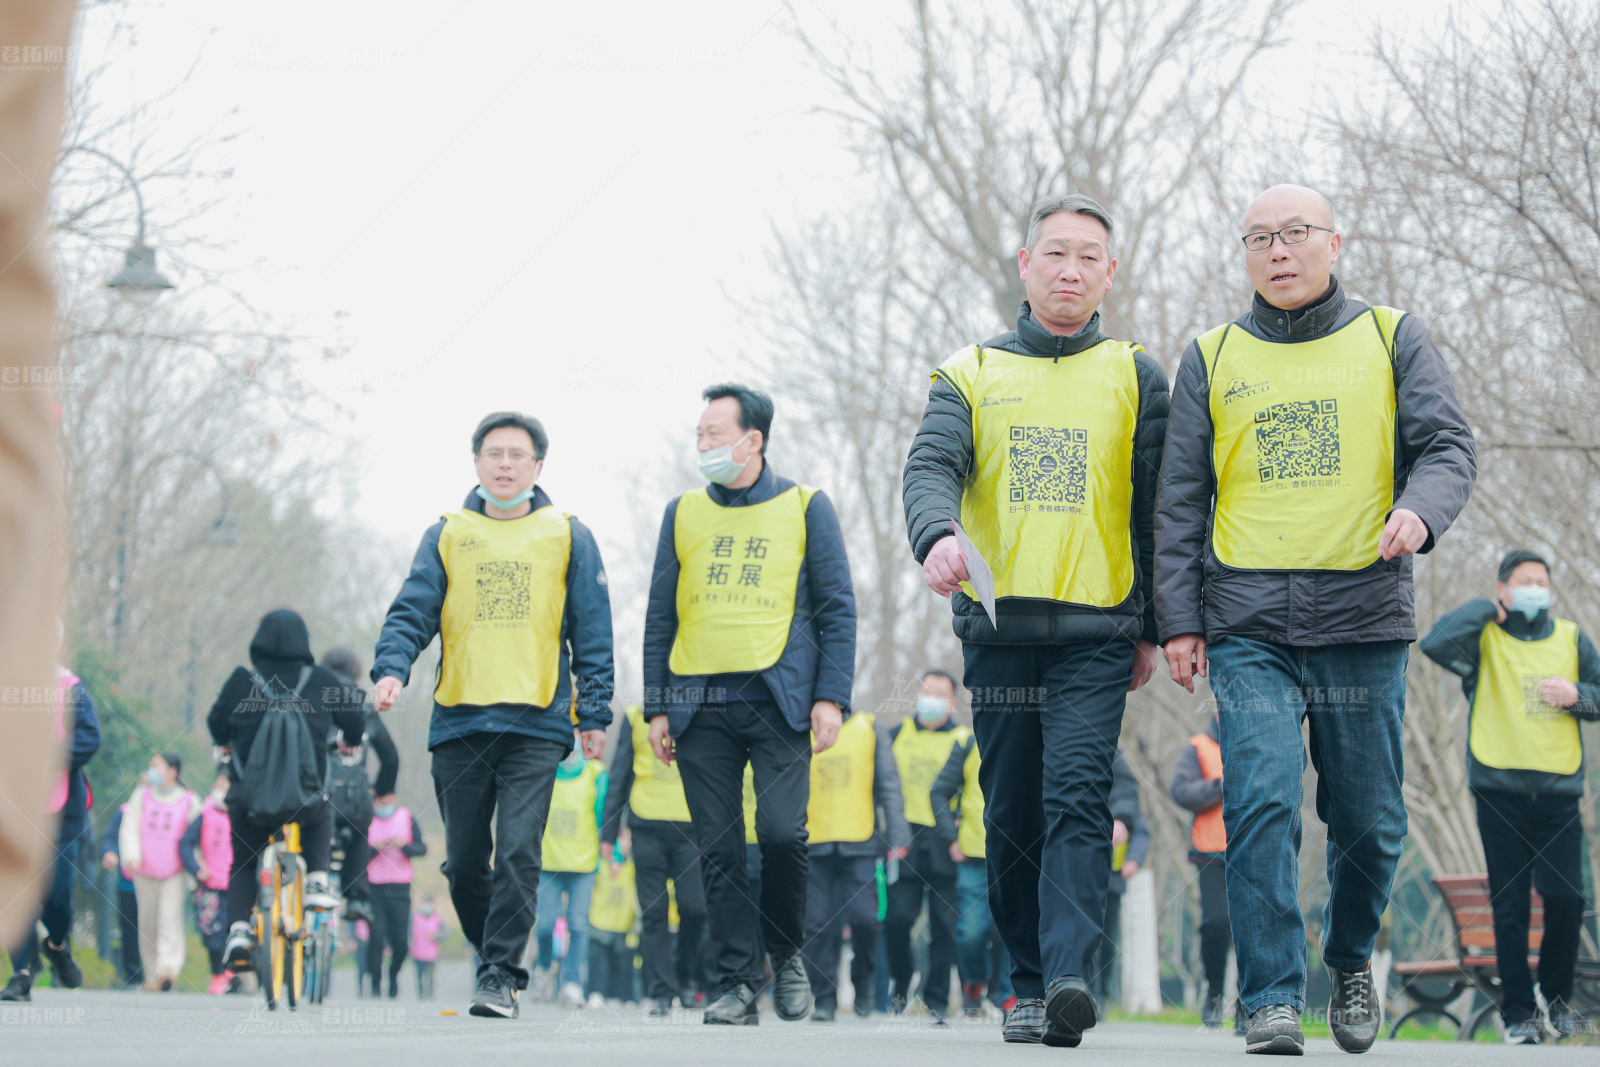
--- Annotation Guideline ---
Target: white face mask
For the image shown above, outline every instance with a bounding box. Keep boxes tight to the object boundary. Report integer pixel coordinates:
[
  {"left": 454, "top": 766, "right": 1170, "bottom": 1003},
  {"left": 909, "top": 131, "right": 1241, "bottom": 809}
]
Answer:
[{"left": 697, "top": 432, "right": 753, "bottom": 486}]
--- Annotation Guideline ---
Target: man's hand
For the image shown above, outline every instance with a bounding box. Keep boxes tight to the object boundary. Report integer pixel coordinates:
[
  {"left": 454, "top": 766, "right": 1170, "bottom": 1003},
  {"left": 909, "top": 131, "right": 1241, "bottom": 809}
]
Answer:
[
  {"left": 101, "top": 851, "right": 118, "bottom": 871},
  {"left": 648, "top": 714, "right": 674, "bottom": 766},
  {"left": 811, "top": 700, "right": 843, "bottom": 753},
  {"left": 1165, "top": 634, "right": 1208, "bottom": 693},
  {"left": 1129, "top": 639, "right": 1158, "bottom": 692},
  {"left": 1379, "top": 507, "right": 1428, "bottom": 560},
  {"left": 921, "top": 534, "right": 970, "bottom": 597},
  {"left": 1494, "top": 597, "right": 1508, "bottom": 624},
  {"left": 580, "top": 728, "right": 606, "bottom": 760},
  {"left": 1121, "top": 860, "right": 1140, "bottom": 881},
  {"left": 1540, "top": 677, "right": 1579, "bottom": 708},
  {"left": 372, "top": 676, "right": 403, "bottom": 712},
  {"left": 949, "top": 841, "right": 966, "bottom": 864},
  {"left": 619, "top": 826, "right": 632, "bottom": 858},
  {"left": 196, "top": 863, "right": 209, "bottom": 884},
  {"left": 1112, "top": 819, "right": 1129, "bottom": 847}
]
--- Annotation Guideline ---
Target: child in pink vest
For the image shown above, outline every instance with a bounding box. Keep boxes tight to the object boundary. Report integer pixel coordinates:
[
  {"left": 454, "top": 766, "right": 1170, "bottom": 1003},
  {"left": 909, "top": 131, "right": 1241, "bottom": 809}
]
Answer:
[
  {"left": 118, "top": 752, "right": 201, "bottom": 990},
  {"left": 411, "top": 898, "right": 445, "bottom": 1000},
  {"left": 181, "top": 772, "right": 235, "bottom": 994},
  {"left": 366, "top": 799, "right": 426, "bottom": 998}
]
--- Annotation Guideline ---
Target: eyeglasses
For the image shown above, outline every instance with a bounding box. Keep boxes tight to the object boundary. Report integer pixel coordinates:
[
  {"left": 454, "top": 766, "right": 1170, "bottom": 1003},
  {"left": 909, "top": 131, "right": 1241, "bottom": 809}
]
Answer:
[
  {"left": 1241, "top": 224, "right": 1333, "bottom": 252},
  {"left": 478, "top": 448, "right": 536, "bottom": 464}
]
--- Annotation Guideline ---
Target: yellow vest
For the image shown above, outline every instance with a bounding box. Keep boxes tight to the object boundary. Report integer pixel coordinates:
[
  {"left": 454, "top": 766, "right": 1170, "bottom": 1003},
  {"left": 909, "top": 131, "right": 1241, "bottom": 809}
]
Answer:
[
  {"left": 1471, "top": 618, "right": 1583, "bottom": 776},
  {"left": 541, "top": 760, "right": 603, "bottom": 873},
  {"left": 807, "top": 713, "right": 877, "bottom": 844},
  {"left": 893, "top": 720, "right": 970, "bottom": 827},
  {"left": 625, "top": 705, "right": 691, "bottom": 822},
  {"left": 934, "top": 340, "right": 1140, "bottom": 608},
  {"left": 1204, "top": 308, "right": 1399, "bottom": 570},
  {"left": 589, "top": 856, "right": 636, "bottom": 934},
  {"left": 435, "top": 506, "right": 572, "bottom": 708},
  {"left": 742, "top": 762, "right": 758, "bottom": 844},
  {"left": 957, "top": 740, "right": 985, "bottom": 860},
  {"left": 669, "top": 485, "right": 815, "bottom": 675}
]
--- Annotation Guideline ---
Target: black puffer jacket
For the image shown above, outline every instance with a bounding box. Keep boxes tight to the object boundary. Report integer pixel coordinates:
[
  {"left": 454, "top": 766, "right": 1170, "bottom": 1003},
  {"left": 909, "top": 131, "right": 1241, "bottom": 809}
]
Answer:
[
  {"left": 903, "top": 303, "right": 1170, "bottom": 646},
  {"left": 1153, "top": 279, "right": 1476, "bottom": 646}
]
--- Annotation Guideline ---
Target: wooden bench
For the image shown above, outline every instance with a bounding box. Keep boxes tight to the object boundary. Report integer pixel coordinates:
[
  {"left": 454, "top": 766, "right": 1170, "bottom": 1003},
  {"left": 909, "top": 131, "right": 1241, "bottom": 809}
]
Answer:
[{"left": 1388, "top": 873, "right": 1600, "bottom": 1040}]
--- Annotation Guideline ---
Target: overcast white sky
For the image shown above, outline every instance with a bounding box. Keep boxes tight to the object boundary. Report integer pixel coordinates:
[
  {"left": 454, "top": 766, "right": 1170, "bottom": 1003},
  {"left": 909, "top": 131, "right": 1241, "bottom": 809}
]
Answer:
[{"left": 77, "top": 0, "right": 1447, "bottom": 580}]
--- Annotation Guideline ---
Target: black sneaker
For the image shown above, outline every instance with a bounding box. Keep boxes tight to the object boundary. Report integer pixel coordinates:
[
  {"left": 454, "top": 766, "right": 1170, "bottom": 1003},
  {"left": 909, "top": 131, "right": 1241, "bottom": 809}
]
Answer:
[
  {"left": 41, "top": 938, "right": 82, "bottom": 989},
  {"left": 0, "top": 970, "right": 32, "bottom": 1002},
  {"left": 703, "top": 982, "right": 759, "bottom": 1025},
  {"left": 647, "top": 996, "right": 672, "bottom": 1017},
  {"left": 1327, "top": 964, "right": 1379, "bottom": 1052},
  {"left": 223, "top": 921, "right": 256, "bottom": 972},
  {"left": 1246, "top": 1004, "right": 1304, "bottom": 1055},
  {"left": 469, "top": 968, "right": 519, "bottom": 1018},
  {"left": 769, "top": 952, "right": 812, "bottom": 1021},
  {"left": 1202, "top": 987, "right": 1224, "bottom": 1029},
  {"left": 812, "top": 1002, "right": 836, "bottom": 1023},
  {"left": 852, "top": 996, "right": 872, "bottom": 1018},
  {"left": 1003, "top": 997, "right": 1045, "bottom": 1043},
  {"left": 1505, "top": 1017, "right": 1543, "bottom": 1044},
  {"left": 1042, "top": 975, "right": 1096, "bottom": 1047},
  {"left": 1546, "top": 998, "right": 1581, "bottom": 1038}
]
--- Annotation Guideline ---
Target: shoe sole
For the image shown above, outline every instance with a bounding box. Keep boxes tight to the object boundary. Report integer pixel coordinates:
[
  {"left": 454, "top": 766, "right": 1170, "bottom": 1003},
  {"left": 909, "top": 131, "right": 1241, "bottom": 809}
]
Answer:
[
  {"left": 469, "top": 1002, "right": 518, "bottom": 1018},
  {"left": 1245, "top": 1034, "right": 1304, "bottom": 1055},
  {"left": 1003, "top": 1028, "right": 1044, "bottom": 1044},
  {"left": 1329, "top": 1025, "right": 1377, "bottom": 1053},
  {"left": 702, "top": 1014, "right": 760, "bottom": 1025},
  {"left": 1043, "top": 984, "right": 1095, "bottom": 1047}
]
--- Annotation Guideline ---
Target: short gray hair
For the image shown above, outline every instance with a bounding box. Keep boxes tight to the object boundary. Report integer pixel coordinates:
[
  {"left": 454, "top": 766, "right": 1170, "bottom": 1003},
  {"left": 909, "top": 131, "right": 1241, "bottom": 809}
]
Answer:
[{"left": 1025, "top": 193, "right": 1114, "bottom": 253}]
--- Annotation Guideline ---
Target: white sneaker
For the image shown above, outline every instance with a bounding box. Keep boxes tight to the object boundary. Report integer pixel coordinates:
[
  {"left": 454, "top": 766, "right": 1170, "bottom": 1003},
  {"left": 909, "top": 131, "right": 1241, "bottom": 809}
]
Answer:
[
  {"left": 558, "top": 981, "right": 584, "bottom": 1008},
  {"left": 585, "top": 991, "right": 606, "bottom": 1010},
  {"left": 303, "top": 872, "right": 339, "bottom": 911}
]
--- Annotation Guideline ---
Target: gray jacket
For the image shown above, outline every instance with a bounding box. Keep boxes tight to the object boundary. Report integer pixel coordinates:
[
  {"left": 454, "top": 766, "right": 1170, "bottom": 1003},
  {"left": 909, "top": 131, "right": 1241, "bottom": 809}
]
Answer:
[
  {"left": 1419, "top": 598, "right": 1600, "bottom": 795},
  {"left": 1154, "top": 279, "right": 1476, "bottom": 646},
  {"left": 903, "top": 303, "right": 1170, "bottom": 645}
]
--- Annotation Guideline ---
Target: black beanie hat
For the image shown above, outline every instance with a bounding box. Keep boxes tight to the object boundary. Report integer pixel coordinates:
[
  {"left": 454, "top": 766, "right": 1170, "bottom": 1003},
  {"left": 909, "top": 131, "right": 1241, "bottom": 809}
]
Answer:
[{"left": 1497, "top": 549, "right": 1549, "bottom": 583}]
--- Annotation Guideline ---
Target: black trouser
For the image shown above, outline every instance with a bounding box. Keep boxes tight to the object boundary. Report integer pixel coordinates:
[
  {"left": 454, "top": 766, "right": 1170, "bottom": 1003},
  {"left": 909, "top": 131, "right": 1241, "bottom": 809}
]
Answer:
[
  {"left": 333, "top": 815, "right": 372, "bottom": 909},
  {"left": 884, "top": 831, "right": 959, "bottom": 1012},
  {"left": 675, "top": 700, "right": 811, "bottom": 991},
  {"left": 1196, "top": 861, "right": 1232, "bottom": 994},
  {"left": 431, "top": 730, "right": 565, "bottom": 989},
  {"left": 631, "top": 816, "right": 707, "bottom": 1000},
  {"left": 116, "top": 885, "right": 142, "bottom": 983},
  {"left": 366, "top": 881, "right": 412, "bottom": 994},
  {"left": 1093, "top": 889, "right": 1122, "bottom": 1003},
  {"left": 10, "top": 837, "right": 77, "bottom": 976},
  {"left": 226, "top": 798, "right": 334, "bottom": 929},
  {"left": 1473, "top": 788, "right": 1586, "bottom": 1023},
  {"left": 963, "top": 638, "right": 1134, "bottom": 1000},
  {"left": 588, "top": 930, "right": 636, "bottom": 1001},
  {"left": 802, "top": 851, "right": 880, "bottom": 1008}
]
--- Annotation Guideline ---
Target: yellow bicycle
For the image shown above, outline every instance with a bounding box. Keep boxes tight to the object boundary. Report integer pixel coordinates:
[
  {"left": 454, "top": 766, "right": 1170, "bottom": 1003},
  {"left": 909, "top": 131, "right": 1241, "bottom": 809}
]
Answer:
[{"left": 252, "top": 821, "right": 306, "bottom": 1011}]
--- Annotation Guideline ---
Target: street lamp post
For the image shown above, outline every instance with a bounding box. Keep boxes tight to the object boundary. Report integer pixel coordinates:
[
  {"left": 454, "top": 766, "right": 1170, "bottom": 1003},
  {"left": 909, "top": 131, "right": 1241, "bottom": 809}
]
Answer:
[{"left": 66, "top": 144, "right": 176, "bottom": 303}]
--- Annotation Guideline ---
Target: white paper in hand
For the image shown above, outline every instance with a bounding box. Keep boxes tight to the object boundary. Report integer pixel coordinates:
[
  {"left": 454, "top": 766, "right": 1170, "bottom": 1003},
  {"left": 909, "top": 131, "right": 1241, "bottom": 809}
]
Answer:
[{"left": 951, "top": 521, "right": 998, "bottom": 629}]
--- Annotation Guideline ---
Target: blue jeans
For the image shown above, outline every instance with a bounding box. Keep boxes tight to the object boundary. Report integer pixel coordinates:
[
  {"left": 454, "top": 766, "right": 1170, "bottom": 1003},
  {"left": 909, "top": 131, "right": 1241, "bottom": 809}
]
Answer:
[
  {"left": 955, "top": 858, "right": 1013, "bottom": 1003},
  {"left": 535, "top": 869, "right": 595, "bottom": 989},
  {"left": 1207, "top": 636, "right": 1408, "bottom": 1014}
]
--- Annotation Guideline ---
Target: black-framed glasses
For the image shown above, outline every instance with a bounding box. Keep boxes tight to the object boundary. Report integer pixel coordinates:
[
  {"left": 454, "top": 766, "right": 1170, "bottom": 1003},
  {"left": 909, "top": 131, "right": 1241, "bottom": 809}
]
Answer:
[{"left": 1241, "top": 224, "right": 1333, "bottom": 252}]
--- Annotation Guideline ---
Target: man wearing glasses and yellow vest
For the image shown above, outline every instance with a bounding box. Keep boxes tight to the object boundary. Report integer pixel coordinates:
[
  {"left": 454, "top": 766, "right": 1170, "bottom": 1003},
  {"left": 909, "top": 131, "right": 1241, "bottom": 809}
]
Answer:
[
  {"left": 1421, "top": 550, "right": 1598, "bottom": 1044},
  {"left": 372, "top": 412, "right": 615, "bottom": 1020},
  {"left": 1155, "top": 185, "right": 1476, "bottom": 1055},
  {"left": 643, "top": 383, "right": 857, "bottom": 1026},
  {"left": 904, "top": 194, "right": 1170, "bottom": 1047},
  {"left": 600, "top": 704, "right": 706, "bottom": 1016}
]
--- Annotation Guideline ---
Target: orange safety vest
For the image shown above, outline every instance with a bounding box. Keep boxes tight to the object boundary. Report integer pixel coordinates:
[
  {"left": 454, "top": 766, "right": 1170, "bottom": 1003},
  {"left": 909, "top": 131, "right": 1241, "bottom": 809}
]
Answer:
[{"left": 1190, "top": 733, "right": 1226, "bottom": 854}]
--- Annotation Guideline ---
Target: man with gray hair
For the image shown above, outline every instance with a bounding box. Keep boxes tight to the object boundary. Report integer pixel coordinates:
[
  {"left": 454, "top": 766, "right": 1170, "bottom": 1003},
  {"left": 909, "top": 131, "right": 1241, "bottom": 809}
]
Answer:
[
  {"left": 904, "top": 193, "right": 1169, "bottom": 1046},
  {"left": 1156, "top": 184, "right": 1475, "bottom": 1055}
]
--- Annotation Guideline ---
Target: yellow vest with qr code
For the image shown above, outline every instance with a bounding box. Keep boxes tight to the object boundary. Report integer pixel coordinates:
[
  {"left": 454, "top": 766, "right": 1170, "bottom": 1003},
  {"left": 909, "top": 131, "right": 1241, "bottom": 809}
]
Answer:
[
  {"left": 435, "top": 506, "right": 572, "bottom": 708},
  {"left": 541, "top": 760, "right": 603, "bottom": 873},
  {"left": 670, "top": 485, "right": 815, "bottom": 676},
  {"left": 957, "top": 740, "right": 986, "bottom": 860},
  {"left": 1470, "top": 618, "right": 1583, "bottom": 776},
  {"left": 589, "top": 856, "right": 637, "bottom": 934},
  {"left": 934, "top": 340, "right": 1140, "bottom": 608},
  {"left": 893, "top": 720, "right": 970, "bottom": 827},
  {"left": 1203, "top": 308, "right": 1400, "bottom": 571},
  {"left": 625, "top": 705, "right": 691, "bottom": 822},
  {"left": 806, "top": 712, "right": 878, "bottom": 844}
]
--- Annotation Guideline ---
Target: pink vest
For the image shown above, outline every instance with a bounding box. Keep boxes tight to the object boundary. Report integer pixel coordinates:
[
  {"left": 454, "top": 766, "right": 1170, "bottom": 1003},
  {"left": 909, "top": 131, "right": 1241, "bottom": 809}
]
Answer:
[
  {"left": 138, "top": 789, "right": 191, "bottom": 880},
  {"left": 411, "top": 911, "right": 443, "bottom": 961},
  {"left": 46, "top": 672, "right": 80, "bottom": 814},
  {"left": 198, "top": 803, "right": 232, "bottom": 890},
  {"left": 367, "top": 806, "right": 414, "bottom": 885}
]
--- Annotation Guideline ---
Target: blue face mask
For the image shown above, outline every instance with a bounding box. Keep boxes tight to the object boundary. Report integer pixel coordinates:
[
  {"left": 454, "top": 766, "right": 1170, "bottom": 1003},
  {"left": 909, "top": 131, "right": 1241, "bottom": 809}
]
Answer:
[
  {"left": 146, "top": 768, "right": 164, "bottom": 788},
  {"left": 476, "top": 484, "right": 537, "bottom": 510},
  {"left": 697, "top": 432, "right": 752, "bottom": 486},
  {"left": 1510, "top": 584, "right": 1551, "bottom": 621},
  {"left": 915, "top": 695, "right": 949, "bottom": 726},
  {"left": 374, "top": 804, "right": 398, "bottom": 819}
]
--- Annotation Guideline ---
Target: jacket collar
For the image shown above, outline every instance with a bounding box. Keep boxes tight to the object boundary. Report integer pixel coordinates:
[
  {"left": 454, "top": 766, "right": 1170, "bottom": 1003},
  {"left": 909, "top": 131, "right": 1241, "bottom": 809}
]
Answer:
[
  {"left": 1012, "top": 302, "right": 1106, "bottom": 358},
  {"left": 461, "top": 484, "right": 554, "bottom": 516},
  {"left": 708, "top": 460, "right": 780, "bottom": 507},
  {"left": 1499, "top": 607, "right": 1555, "bottom": 641},
  {"left": 1250, "top": 276, "right": 1346, "bottom": 342}
]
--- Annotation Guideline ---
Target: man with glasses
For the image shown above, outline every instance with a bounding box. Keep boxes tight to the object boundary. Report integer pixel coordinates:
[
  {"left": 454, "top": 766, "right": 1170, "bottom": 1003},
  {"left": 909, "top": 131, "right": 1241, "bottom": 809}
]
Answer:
[
  {"left": 371, "top": 412, "right": 614, "bottom": 1020},
  {"left": 1155, "top": 185, "right": 1476, "bottom": 1055}
]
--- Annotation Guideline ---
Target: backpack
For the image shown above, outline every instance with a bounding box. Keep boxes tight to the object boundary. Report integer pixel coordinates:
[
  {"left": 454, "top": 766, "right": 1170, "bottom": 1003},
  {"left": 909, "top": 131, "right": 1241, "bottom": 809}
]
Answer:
[
  {"left": 326, "top": 724, "right": 374, "bottom": 829},
  {"left": 237, "top": 666, "right": 322, "bottom": 826}
]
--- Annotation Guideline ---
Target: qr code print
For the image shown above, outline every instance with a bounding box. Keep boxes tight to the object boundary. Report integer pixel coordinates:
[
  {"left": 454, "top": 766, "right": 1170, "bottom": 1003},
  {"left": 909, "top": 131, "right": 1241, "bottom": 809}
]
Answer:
[
  {"left": 1008, "top": 426, "right": 1088, "bottom": 504},
  {"left": 475, "top": 560, "right": 531, "bottom": 621},
  {"left": 548, "top": 808, "right": 578, "bottom": 838},
  {"left": 1254, "top": 399, "right": 1340, "bottom": 482}
]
